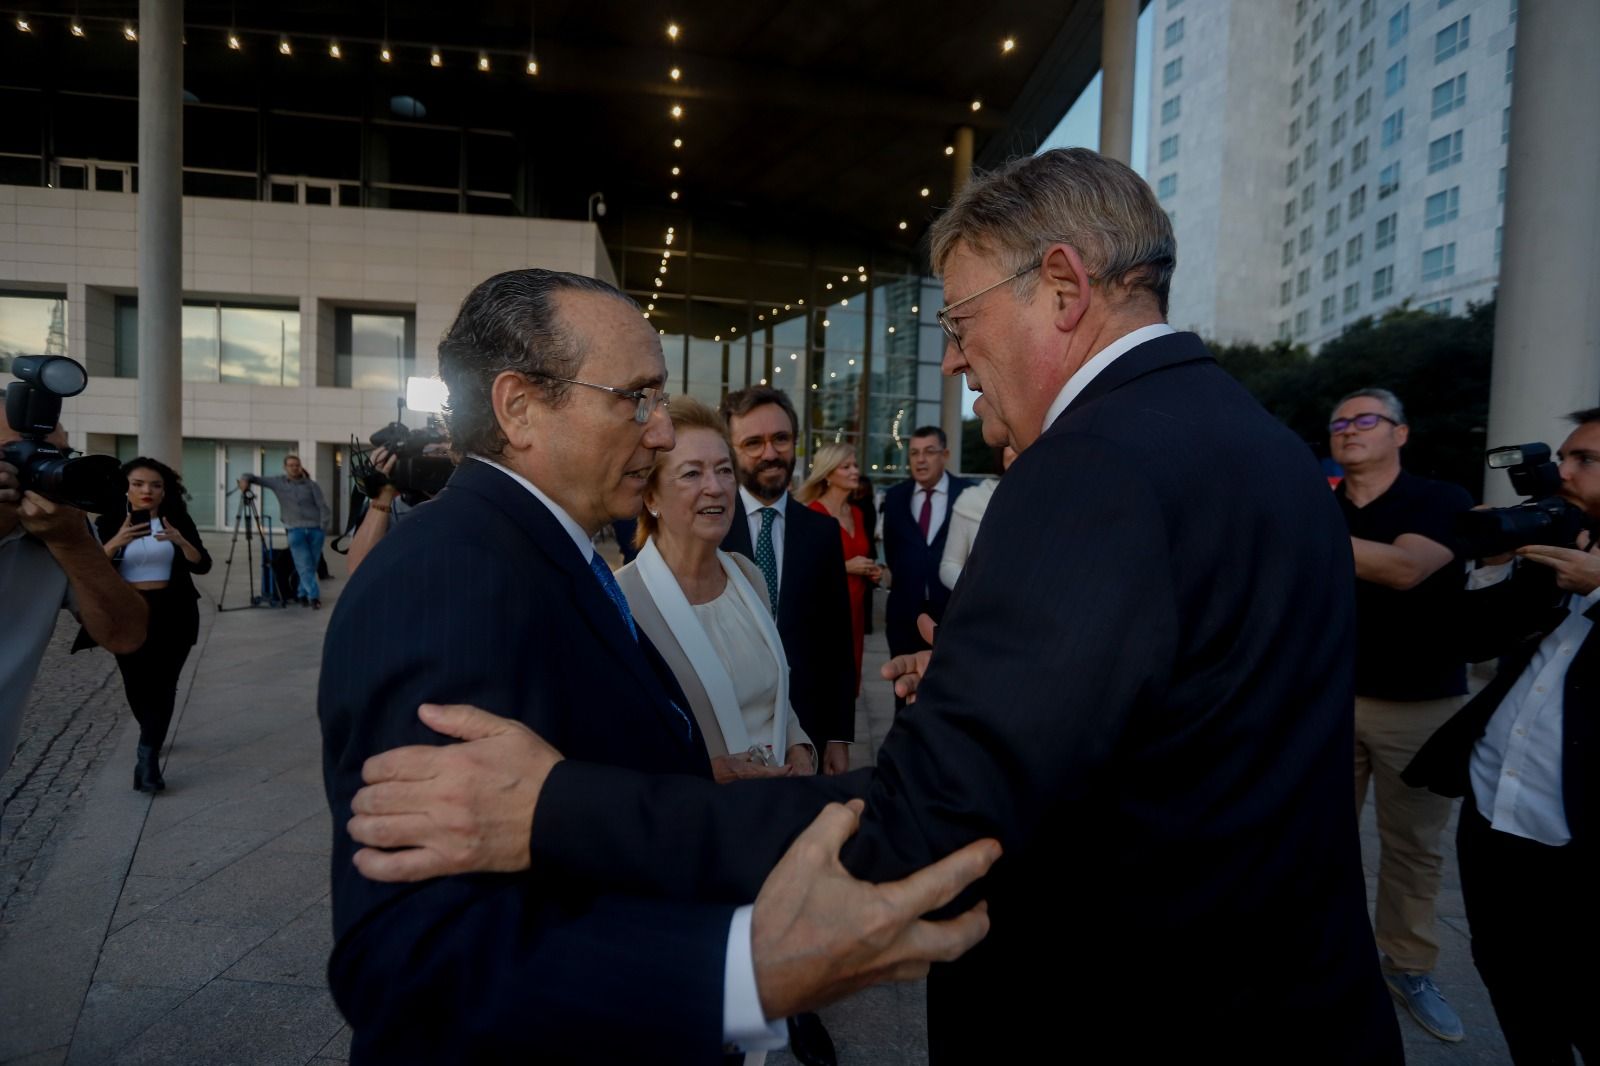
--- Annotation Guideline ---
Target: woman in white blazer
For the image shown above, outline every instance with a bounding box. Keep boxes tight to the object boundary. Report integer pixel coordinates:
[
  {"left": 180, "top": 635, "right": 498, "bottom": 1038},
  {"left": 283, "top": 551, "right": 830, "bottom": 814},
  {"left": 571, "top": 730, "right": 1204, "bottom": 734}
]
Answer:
[{"left": 615, "top": 398, "right": 815, "bottom": 780}]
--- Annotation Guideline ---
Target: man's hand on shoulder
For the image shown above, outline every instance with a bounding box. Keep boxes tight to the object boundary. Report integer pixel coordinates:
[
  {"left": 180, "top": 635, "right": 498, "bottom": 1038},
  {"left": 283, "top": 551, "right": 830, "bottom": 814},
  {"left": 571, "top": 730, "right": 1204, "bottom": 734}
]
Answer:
[
  {"left": 751, "top": 799, "right": 999, "bottom": 1018},
  {"left": 348, "top": 703, "right": 562, "bottom": 881}
]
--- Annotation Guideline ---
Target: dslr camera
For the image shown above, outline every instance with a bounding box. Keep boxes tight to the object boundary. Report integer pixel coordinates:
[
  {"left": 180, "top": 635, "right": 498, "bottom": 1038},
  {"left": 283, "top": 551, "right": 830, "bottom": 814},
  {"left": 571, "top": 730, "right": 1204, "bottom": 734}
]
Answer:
[
  {"left": 351, "top": 419, "right": 452, "bottom": 501},
  {"left": 1456, "top": 443, "right": 1591, "bottom": 558},
  {"left": 2, "top": 356, "right": 122, "bottom": 512}
]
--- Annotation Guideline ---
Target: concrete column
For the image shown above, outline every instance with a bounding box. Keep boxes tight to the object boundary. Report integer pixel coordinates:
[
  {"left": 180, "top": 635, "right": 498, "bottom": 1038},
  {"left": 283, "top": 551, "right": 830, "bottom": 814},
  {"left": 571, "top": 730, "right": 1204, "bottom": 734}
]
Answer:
[
  {"left": 1099, "top": 0, "right": 1139, "bottom": 165},
  {"left": 1484, "top": 0, "right": 1600, "bottom": 504},
  {"left": 136, "top": 0, "right": 183, "bottom": 463},
  {"left": 941, "top": 125, "right": 976, "bottom": 472}
]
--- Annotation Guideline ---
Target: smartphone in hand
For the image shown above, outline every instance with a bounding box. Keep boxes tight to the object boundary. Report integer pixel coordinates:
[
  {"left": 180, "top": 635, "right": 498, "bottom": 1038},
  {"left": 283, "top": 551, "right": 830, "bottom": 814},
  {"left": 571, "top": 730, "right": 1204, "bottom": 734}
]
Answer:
[{"left": 128, "top": 508, "right": 152, "bottom": 534}]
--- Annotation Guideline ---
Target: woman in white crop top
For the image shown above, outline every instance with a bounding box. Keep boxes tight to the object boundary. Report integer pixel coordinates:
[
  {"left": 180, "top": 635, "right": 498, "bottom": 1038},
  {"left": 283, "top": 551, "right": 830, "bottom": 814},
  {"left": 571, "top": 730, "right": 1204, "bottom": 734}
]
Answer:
[{"left": 89, "top": 458, "right": 211, "bottom": 792}]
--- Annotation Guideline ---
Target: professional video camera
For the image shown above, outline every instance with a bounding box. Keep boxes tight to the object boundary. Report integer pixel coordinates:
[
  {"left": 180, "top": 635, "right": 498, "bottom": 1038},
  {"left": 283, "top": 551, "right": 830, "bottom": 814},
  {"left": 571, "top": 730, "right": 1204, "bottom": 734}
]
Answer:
[
  {"left": 2, "top": 355, "right": 122, "bottom": 512},
  {"left": 1456, "top": 443, "right": 1592, "bottom": 558},
  {"left": 349, "top": 415, "right": 452, "bottom": 501}
]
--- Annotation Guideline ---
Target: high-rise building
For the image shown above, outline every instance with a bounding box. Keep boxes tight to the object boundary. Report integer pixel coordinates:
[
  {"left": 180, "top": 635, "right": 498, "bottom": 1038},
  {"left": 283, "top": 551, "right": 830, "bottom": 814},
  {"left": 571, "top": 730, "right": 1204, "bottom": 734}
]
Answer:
[{"left": 1147, "top": 0, "right": 1516, "bottom": 348}]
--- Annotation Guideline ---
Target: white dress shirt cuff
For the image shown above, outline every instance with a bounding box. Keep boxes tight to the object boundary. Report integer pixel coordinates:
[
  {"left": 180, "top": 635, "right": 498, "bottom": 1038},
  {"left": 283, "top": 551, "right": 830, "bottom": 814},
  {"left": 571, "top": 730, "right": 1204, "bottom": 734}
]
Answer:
[
  {"left": 1467, "top": 560, "right": 1513, "bottom": 589},
  {"left": 1579, "top": 583, "right": 1600, "bottom": 613},
  {"left": 723, "top": 905, "right": 788, "bottom": 1052}
]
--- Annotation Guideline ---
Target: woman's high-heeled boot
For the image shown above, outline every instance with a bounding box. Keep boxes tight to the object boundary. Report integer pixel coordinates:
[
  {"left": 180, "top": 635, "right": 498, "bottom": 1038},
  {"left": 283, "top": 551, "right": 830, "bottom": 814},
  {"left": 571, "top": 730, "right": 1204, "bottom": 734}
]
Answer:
[{"left": 133, "top": 744, "right": 165, "bottom": 792}]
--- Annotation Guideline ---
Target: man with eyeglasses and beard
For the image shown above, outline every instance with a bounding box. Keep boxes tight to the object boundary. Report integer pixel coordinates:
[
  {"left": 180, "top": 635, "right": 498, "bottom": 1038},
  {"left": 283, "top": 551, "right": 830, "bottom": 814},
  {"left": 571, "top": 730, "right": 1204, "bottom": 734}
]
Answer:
[{"left": 1330, "top": 388, "right": 1474, "bottom": 1044}]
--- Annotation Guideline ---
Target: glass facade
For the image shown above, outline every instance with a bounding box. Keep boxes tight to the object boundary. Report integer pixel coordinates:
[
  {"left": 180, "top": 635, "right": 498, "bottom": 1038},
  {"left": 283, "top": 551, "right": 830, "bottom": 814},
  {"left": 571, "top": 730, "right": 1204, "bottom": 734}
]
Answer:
[
  {"left": 115, "top": 299, "right": 301, "bottom": 385},
  {"left": 0, "top": 291, "right": 68, "bottom": 374},
  {"left": 334, "top": 310, "right": 416, "bottom": 390}
]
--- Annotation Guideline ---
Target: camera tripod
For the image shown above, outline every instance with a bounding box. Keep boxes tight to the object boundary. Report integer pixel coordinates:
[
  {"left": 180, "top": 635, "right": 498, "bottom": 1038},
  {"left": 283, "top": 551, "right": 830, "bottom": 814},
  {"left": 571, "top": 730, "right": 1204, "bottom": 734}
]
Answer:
[{"left": 217, "top": 487, "right": 288, "bottom": 611}]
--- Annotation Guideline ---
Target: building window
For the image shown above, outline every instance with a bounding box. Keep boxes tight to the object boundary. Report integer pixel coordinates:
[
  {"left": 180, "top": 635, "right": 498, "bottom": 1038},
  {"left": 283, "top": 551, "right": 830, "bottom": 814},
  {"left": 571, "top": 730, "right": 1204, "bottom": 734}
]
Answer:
[
  {"left": 1347, "top": 233, "right": 1365, "bottom": 266},
  {"left": 1290, "top": 117, "right": 1303, "bottom": 145},
  {"left": 1304, "top": 140, "right": 1320, "bottom": 169},
  {"left": 1322, "top": 295, "right": 1338, "bottom": 324},
  {"left": 1435, "top": 16, "right": 1470, "bottom": 63},
  {"left": 1420, "top": 298, "right": 1454, "bottom": 315},
  {"left": 1379, "top": 161, "right": 1401, "bottom": 198},
  {"left": 1310, "top": 54, "right": 1324, "bottom": 85},
  {"left": 1324, "top": 249, "right": 1340, "bottom": 280},
  {"left": 1295, "top": 34, "right": 1307, "bottom": 64},
  {"left": 1160, "top": 134, "right": 1180, "bottom": 163},
  {"left": 1328, "top": 158, "right": 1345, "bottom": 189},
  {"left": 1301, "top": 182, "right": 1316, "bottom": 211},
  {"left": 1331, "top": 113, "right": 1348, "bottom": 145},
  {"left": 1337, "top": 21, "right": 1353, "bottom": 54},
  {"left": 1354, "top": 88, "right": 1372, "bottom": 123},
  {"left": 1157, "top": 173, "right": 1179, "bottom": 199},
  {"left": 1161, "top": 96, "right": 1182, "bottom": 124},
  {"left": 1292, "top": 76, "right": 1305, "bottom": 105},
  {"left": 334, "top": 309, "right": 417, "bottom": 388},
  {"left": 1509, "top": 0, "right": 1517, "bottom": 23},
  {"left": 1164, "top": 57, "right": 1184, "bottom": 87},
  {"left": 1326, "top": 203, "right": 1343, "bottom": 236},
  {"left": 1312, "top": 10, "right": 1326, "bottom": 42},
  {"left": 1297, "top": 268, "right": 1311, "bottom": 296},
  {"left": 1166, "top": 17, "right": 1186, "bottom": 48},
  {"left": 1505, "top": 44, "right": 1515, "bottom": 84},
  {"left": 1376, "top": 213, "right": 1398, "bottom": 249},
  {"left": 1283, "top": 240, "right": 1296, "bottom": 267},
  {"left": 1351, "top": 137, "right": 1369, "bottom": 171},
  {"left": 1381, "top": 109, "right": 1404, "bottom": 147},
  {"left": 1167, "top": 0, "right": 1183, "bottom": 7},
  {"left": 1280, "top": 320, "right": 1294, "bottom": 341},
  {"left": 115, "top": 299, "right": 301, "bottom": 385},
  {"left": 1349, "top": 185, "right": 1367, "bottom": 219},
  {"left": 1300, "top": 226, "right": 1315, "bottom": 253},
  {"left": 1287, "top": 158, "right": 1301, "bottom": 185},
  {"left": 1286, "top": 200, "right": 1298, "bottom": 225},
  {"left": 1427, "top": 130, "right": 1464, "bottom": 173},
  {"left": 0, "top": 292, "right": 68, "bottom": 375},
  {"left": 1334, "top": 67, "right": 1350, "bottom": 101},
  {"left": 1385, "top": 58, "right": 1407, "bottom": 97},
  {"left": 1360, "top": 0, "right": 1377, "bottom": 30},
  {"left": 1308, "top": 97, "right": 1322, "bottom": 126},
  {"left": 1495, "top": 225, "right": 1503, "bottom": 268},
  {"left": 1297, "top": 0, "right": 1309, "bottom": 23},
  {"left": 1372, "top": 265, "right": 1395, "bottom": 299},
  {"left": 1343, "top": 282, "right": 1361, "bottom": 312},
  {"left": 1388, "top": 4, "right": 1410, "bottom": 46},
  {"left": 1358, "top": 39, "right": 1375, "bottom": 76},
  {"left": 1281, "top": 280, "right": 1294, "bottom": 306},
  {"left": 1431, "top": 74, "right": 1467, "bottom": 118},
  {"left": 1295, "top": 309, "right": 1310, "bottom": 336},
  {"left": 1502, "top": 106, "right": 1511, "bottom": 145},
  {"left": 1424, "top": 187, "right": 1460, "bottom": 227},
  {"left": 1499, "top": 166, "right": 1507, "bottom": 204},
  {"left": 1421, "top": 242, "right": 1457, "bottom": 280}
]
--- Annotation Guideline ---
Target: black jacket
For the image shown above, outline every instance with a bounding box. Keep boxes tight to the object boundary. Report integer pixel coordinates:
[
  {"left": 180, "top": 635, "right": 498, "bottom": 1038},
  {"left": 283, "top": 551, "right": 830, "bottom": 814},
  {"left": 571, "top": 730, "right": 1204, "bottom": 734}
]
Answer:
[
  {"left": 721, "top": 493, "right": 856, "bottom": 744},
  {"left": 530, "top": 332, "right": 1401, "bottom": 1063},
  {"left": 319, "top": 459, "right": 734, "bottom": 1065},
  {"left": 881, "top": 474, "right": 971, "bottom": 656}
]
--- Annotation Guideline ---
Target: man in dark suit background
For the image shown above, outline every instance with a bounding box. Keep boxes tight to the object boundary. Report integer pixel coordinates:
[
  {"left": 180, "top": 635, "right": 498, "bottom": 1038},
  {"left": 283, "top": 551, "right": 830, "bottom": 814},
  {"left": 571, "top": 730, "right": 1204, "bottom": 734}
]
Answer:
[
  {"left": 319, "top": 269, "right": 996, "bottom": 1064},
  {"left": 881, "top": 427, "right": 969, "bottom": 660},
  {"left": 718, "top": 386, "right": 856, "bottom": 779},
  {"left": 346, "top": 150, "right": 1401, "bottom": 1063},
  {"left": 1406, "top": 408, "right": 1600, "bottom": 1064}
]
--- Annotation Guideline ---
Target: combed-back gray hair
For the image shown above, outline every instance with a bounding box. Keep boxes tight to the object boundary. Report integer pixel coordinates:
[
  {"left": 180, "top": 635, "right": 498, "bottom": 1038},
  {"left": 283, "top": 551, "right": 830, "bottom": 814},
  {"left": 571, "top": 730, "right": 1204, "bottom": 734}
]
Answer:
[
  {"left": 928, "top": 147, "right": 1177, "bottom": 314},
  {"left": 437, "top": 268, "right": 638, "bottom": 458},
  {"left": 1332, "top": 387, "right": 1407, "bottom": 426}
]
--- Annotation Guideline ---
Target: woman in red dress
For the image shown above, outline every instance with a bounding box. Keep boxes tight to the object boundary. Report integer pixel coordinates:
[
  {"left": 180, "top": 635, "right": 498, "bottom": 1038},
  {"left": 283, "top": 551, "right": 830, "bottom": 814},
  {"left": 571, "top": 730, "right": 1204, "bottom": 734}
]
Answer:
[{"left": 796, "top": 443, "right": 885, "bottom": 695}]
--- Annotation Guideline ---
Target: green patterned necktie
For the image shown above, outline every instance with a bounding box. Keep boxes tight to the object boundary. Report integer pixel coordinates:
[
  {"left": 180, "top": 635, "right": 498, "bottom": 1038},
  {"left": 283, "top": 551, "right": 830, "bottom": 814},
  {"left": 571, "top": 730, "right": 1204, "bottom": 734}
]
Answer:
[{"left": 755, "top": 507, "right": 780, "bottom": 618}]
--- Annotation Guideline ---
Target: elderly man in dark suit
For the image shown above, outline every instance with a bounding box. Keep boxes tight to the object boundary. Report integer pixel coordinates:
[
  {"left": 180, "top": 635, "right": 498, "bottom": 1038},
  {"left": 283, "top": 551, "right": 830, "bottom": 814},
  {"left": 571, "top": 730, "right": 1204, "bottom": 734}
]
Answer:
[
  {"left": 318, "top": 269, "right": 996, "bottom": 1065},
  {"left": 881, "top": 426, "right": 969, "bottom": 661},
  {"left": 346, "top": 150, "right": 1401, "bottom": 1063}
]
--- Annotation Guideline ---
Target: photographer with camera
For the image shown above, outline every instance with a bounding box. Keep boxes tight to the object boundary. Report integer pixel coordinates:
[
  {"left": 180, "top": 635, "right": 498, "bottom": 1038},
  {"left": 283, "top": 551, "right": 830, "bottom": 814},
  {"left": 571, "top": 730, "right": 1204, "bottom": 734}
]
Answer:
[
  {"left": 1406, "top": 408, "right": 1600, "bottom": 1065},
  {"left": 238, "top": 455, "right": 331, "bottom": 609},
  {"left": 1, "top": 412, "right": 148, "bottom": 773},
  {"left": 344, "top": 424, "right": 452, "bottom": 577},
  {"left": 1329, "top": 388, "right": 1474, "bottom": 1043}
]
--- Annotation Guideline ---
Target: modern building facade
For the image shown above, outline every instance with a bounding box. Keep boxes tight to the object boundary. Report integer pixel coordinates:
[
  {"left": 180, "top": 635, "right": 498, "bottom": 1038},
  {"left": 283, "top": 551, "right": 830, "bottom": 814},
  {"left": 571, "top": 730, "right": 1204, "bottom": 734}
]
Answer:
[{"left": 1147, "top": 0, "right": 1516, "bottom": 348}]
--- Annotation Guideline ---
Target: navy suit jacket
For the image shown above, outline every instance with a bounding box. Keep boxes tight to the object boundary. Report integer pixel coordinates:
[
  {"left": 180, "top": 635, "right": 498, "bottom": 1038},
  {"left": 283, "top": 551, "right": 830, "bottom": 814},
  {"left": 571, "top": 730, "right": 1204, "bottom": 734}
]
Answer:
[
  {"left": 319, "top": 458, "right": 734, "bottom": 1065},
  {"left": 527, "top": 332, "right": 1401, "bottom": 1063},
  {"left": 881, "top": 474, "right": 971, "bottom": 656},
  {"left": 721, "top": 493, "right": 856, "bottom": 744}
]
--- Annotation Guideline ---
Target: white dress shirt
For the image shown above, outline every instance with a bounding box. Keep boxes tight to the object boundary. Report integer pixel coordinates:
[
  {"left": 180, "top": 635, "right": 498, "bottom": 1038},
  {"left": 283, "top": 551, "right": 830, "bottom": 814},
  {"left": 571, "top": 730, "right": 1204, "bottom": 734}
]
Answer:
[
  {"left": 908, "top": 471, "right": 951, "bottom": 545},
  {"left": 472, "top": 458, "right": 786, "bottom": 1054},
  {"left": 1040, "top": 322, "right": 1178, "bottom": 435},
  {"left": 1467, "top": 561, "right": 1593, "bottom": 846},
  {"left": 739, "top": 486, "right": 787, "bottom": 590}
]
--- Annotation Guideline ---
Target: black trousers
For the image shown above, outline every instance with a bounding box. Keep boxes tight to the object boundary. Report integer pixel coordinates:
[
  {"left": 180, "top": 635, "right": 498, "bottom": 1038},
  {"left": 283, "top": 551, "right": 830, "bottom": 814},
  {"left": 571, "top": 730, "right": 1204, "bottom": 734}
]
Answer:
[
  {"left": 1458, "top": 801, "right": 1596, "bottom": 1065},
  {"left": 115, "top": 590, "right": 196, "bottom": 751}
]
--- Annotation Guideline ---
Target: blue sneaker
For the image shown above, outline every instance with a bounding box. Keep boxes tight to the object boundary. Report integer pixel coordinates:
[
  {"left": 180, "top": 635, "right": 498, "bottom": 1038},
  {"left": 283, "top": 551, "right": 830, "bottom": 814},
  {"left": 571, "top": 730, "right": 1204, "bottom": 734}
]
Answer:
[{"left": 1384, "top": 971, "right": 1464, "bottom": 1042}]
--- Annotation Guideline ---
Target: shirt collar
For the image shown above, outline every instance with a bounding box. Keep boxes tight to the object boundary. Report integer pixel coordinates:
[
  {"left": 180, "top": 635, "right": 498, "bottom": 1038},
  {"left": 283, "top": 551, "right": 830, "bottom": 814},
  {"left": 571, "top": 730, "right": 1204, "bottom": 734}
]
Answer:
[
  {"left": 739, "top": 485, "right": 787, "bottom": 517},
  {"left": 470, "top": 455, "right": 595, "bottom": 563},
  {"left": 915, "top": 472, "right": 950, "bottom": 497},
  {"left": 1041, "top": 322, "right": 1177, "bottom": 435}
]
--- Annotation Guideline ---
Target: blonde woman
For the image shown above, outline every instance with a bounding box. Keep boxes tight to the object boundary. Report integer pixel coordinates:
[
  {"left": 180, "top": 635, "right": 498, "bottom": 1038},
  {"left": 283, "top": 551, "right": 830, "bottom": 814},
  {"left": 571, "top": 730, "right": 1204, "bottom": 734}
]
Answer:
[
  {"left": 617, "top": 399, "right": 815, "bottom": 780},
  {"left": 795, "top": 443, "right": 884, "bottom": 695}
]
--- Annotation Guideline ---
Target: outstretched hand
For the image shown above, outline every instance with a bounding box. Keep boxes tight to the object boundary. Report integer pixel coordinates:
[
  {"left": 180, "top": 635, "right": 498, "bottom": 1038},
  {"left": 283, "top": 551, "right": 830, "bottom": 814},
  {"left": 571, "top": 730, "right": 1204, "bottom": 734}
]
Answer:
[
  {"left": 347, "top": 703, "right": 562, "bottom": 881},
  {"left": 880, "top": 613, "right": 937, "bottom": 703},
  {"left": 752, "top": 798, "right": 999, "bottom": 1019}
]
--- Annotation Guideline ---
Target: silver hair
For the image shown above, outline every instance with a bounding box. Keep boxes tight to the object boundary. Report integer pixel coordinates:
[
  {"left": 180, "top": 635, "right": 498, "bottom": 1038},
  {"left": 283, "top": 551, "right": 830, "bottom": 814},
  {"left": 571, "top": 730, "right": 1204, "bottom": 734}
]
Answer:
[
  {"left": 1333, "top": 387, "right": 1407, "bottom": 425},
  {"left": 928, "top": 147, "right": 1177, "bottom": 313}
]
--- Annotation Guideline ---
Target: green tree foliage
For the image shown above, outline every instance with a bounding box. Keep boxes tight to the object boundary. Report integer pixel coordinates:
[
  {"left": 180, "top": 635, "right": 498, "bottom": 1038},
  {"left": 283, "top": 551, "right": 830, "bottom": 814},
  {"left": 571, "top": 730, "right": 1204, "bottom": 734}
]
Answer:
[{"left": 1213, "top": 301, "right": 1494, "bottom": 498}]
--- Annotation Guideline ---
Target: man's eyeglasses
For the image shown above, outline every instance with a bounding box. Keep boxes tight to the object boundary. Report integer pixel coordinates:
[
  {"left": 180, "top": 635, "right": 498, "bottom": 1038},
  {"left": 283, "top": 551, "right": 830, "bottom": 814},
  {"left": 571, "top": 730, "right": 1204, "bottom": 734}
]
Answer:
[
  {"left": 735, "top": 431, "right": 795, "bottom": 458},
  {"left": 1328, "top": 412, "right": 1399, "bottom": 434},
  {"left": 535, "top": 375, "right": 670, "bottom": 424},
  {"left": 936, "top": 260, "right": 1042, "bottom": 353}
]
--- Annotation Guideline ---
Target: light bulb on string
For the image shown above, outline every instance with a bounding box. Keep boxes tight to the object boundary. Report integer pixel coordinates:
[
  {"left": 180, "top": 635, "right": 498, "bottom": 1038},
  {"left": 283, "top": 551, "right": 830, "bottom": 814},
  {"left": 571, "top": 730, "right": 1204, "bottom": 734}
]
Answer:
[
  {"left": 15, "top": 16, "right": 30, "bottom": 32},
  {"left": 526, "top": 57, "right": 538, "bottom": 74},
  {"left": 1002, "top": 37, "right": 1015, "bottom": 53},
  {"left": 123, "top": 23, "right": 136, "bottom": 40},
  {"left": 944, "top": 145, "right": 954, "bottom": 156},
  {"left": 673, "top": 138, "right": 683, "bottom": 149},
  {"left": 670, "top": 104, "right": 683, "bottom": 119},
  {"left": 278, "top": 35, "right": 292, "bottom": 55},
  {"left": 329, "top": 40, "right": 342, "bottom": 59},
  {"left": 669, "top": 67, "right": 680, "bottom": 81},
  {"left": 70, "top": 20, "right": 85, "bottom": 37},
  {"left": 666, "top": 22, "right": 679, "bottom": 40},
  {"left": 380, "top": 44, "right": 392, "bottom": 62},
  {"left": 430, "top": 48, "right": 442, "bottom": 67},
  {"left": 898, "top": 221, "right": 908, "bottom": 230},
  {"left": 228, "top": 33, "right": 241, "bottom": 50},
  {"left": 478, "top": 52, "right": 490, "bottom": 71}
]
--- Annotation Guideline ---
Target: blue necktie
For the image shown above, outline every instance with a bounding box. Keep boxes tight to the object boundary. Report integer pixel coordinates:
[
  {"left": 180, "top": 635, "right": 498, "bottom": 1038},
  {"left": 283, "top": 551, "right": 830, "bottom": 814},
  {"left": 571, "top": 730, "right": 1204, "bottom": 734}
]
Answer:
[
  {"left": 589, "top": 553, "right": 637, "bottom": 641},
  {"left": 755, "top": 507, "right": 780, "bottom": 618}
]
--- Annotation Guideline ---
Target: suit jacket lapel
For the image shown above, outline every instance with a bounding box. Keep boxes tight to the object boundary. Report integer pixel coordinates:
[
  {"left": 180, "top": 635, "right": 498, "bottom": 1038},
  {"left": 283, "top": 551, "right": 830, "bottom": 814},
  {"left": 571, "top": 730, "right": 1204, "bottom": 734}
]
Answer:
[{"left": 724, "top": 495, "right": 754, "bottom": 557}]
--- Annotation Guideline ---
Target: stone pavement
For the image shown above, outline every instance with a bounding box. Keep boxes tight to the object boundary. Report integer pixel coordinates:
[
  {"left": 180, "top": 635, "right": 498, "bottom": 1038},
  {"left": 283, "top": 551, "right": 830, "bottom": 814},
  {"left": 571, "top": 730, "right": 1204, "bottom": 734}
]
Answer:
[{"left": 0, "top": 554, "right": 1511, "bottom": 1064}]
